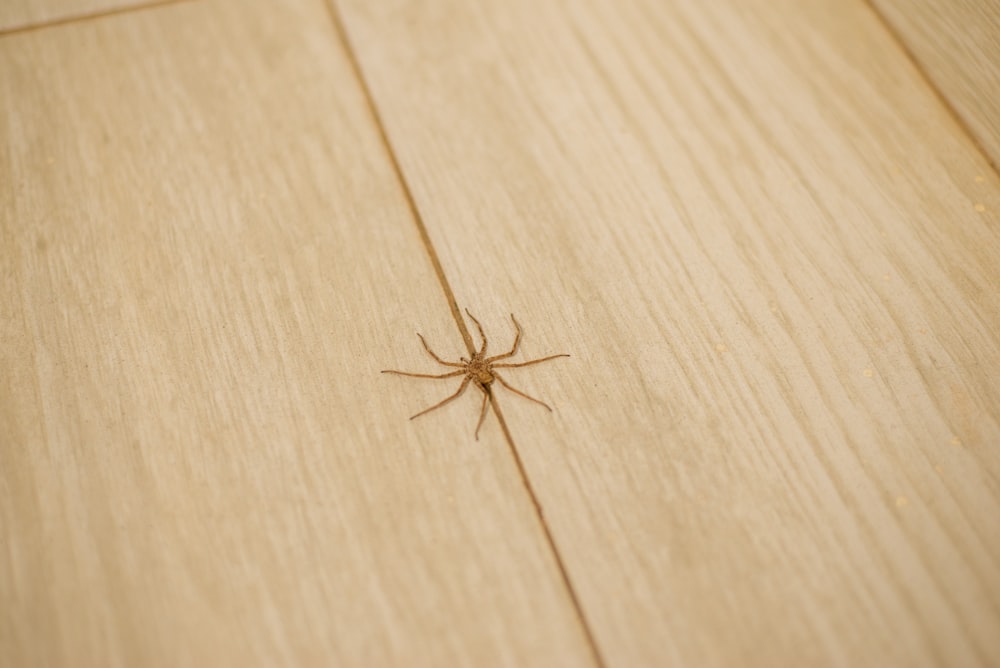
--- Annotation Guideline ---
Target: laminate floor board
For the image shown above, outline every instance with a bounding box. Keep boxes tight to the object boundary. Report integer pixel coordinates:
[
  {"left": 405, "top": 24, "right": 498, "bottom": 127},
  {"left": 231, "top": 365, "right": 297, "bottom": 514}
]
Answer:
[
  {"left": 0, "top": 1, "right": 595, "bottom": 665},
  {"left": 335, "top": 0, "right": 1000, "bottom": 665}
]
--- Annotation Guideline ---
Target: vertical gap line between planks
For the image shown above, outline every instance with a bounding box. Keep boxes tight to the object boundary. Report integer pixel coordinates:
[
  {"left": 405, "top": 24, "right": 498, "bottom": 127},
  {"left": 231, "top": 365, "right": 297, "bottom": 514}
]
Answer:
[
  {"left": 862, "top": 0, "right": 999, "bottom": 173},
  {"left": 323, "top": 2, "right": 607, "bottom": 666},
  {"left": 489, "top": 395, "right": 608, "bottom": 668},
  {"left": 319, "top": 1, "right": 474, "bottom": 356},
  {"left": 0, "top": 0, "right": 196, "bottom": 37}
]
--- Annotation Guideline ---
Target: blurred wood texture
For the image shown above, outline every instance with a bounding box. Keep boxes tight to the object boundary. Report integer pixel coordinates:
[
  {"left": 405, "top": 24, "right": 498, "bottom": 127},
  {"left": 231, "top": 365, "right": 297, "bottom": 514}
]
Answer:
[
  {"left": 2, "top": 0, "right": 999, "bottom": 666},
  {"left": 871, "top": 0, "right": 1000, "bottom": 167}
]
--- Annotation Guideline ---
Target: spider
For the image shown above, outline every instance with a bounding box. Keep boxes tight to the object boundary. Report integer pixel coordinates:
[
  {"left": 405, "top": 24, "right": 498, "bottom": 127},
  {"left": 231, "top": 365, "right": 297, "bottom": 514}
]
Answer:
[{"left": 382, "top": 309, "right": 570, "bottom": 439}]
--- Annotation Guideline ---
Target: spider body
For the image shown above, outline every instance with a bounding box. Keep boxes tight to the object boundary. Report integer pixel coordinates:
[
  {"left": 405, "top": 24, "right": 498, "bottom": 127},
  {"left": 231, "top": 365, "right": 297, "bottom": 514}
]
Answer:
[
  {"left": 465, "top": 355, "right": 495, "bottom": 387},
  {"left": 382, "top": 309, "right": 569, "bottom": 439}
]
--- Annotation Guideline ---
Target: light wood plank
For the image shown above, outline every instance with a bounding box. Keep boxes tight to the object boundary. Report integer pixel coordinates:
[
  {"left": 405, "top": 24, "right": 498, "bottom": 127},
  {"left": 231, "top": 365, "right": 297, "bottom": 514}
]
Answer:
[
  {"left": 0, "top": 0, "right": 157, "bottom": 33},
  {"left": 870, "top": 0, "right": 1000, "bottom": 168},
  {"left": 0, "top": 1, "right": 596, "bottom": 665},
  {"left": 337, "top": 0, "right": 1000, "bottom": 665}
]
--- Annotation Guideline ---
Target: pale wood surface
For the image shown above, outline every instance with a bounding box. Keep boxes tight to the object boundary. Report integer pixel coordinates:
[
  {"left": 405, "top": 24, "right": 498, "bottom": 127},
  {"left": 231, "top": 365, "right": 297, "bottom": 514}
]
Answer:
[
  {"left": 871, "top": 0, "right": 1000, "bottom": 168},
  {"left": 0, "top": 1, "right": 594, "bottom": 666},
  {"left": 338, "top": 0, "right": 1000, "bottom": 665},
  {"left": 3, "top": 0, "right": 1000, "bottom": 666},
  {"left": 0, "top": 0, "right": 157, "bottom": 33}
]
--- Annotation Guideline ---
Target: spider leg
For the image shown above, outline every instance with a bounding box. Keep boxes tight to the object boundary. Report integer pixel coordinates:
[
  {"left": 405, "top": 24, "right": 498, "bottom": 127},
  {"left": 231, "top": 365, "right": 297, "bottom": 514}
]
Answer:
[
  {"left": 417, "top": 333, "right": 464, "bottom": 367},
  {"left": 493, "top": 353, "right": 570, "bottom": 369},
  {"left": 382, "top": 369, "right": 466, "bottom": 379},
  {"left": 474, "top": 387, "right": 491, "bottom": 440},
  {"left": 464, "top": 308, "right": 488, "bottom": 356},
  {"left": 493, "top": 372, "right": 552, "bottom": 411},
  {"left": 485, "top": 313, "right": 522, "bottom": 362},
  {"left": 410, "top": 376, "right": 471, "bottom": 420}
]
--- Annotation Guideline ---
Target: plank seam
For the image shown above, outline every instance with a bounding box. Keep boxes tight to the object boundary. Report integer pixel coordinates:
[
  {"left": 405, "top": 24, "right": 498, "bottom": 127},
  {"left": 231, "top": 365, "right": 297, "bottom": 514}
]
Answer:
[
  {"left": 0, "top": 0, "right": 194, "bottom": 38},
  {"left": 323, "top": 2, "right": 607, "bottom": 665},
  {"left": 862, "top": 0, "right": 999, "bottom": 174}
]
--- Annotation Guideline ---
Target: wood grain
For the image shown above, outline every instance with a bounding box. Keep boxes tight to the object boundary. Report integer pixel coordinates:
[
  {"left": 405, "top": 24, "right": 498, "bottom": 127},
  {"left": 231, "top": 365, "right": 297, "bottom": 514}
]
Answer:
[
  {"left": 0, "top": 1, "right": 595, "bottom": 665},
  {"left": 337, "top": 0, "right": 1000, "bottom": 665},
  {"left": 870, "top": 0, "right": 1000, "bottom": 168}
]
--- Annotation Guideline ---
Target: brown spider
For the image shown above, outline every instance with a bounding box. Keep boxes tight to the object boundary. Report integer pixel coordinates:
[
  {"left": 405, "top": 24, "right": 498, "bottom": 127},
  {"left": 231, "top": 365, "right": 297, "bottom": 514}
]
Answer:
[{"left": 382, "top": 309, "right": 570, "bottom": 439}]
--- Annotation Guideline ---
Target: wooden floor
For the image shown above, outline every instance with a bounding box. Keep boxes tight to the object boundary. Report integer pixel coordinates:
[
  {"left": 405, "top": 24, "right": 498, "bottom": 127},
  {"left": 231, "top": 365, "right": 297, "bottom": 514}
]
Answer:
[{"left": 2, "top": 0, "right": 999, "bottom": 666}]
